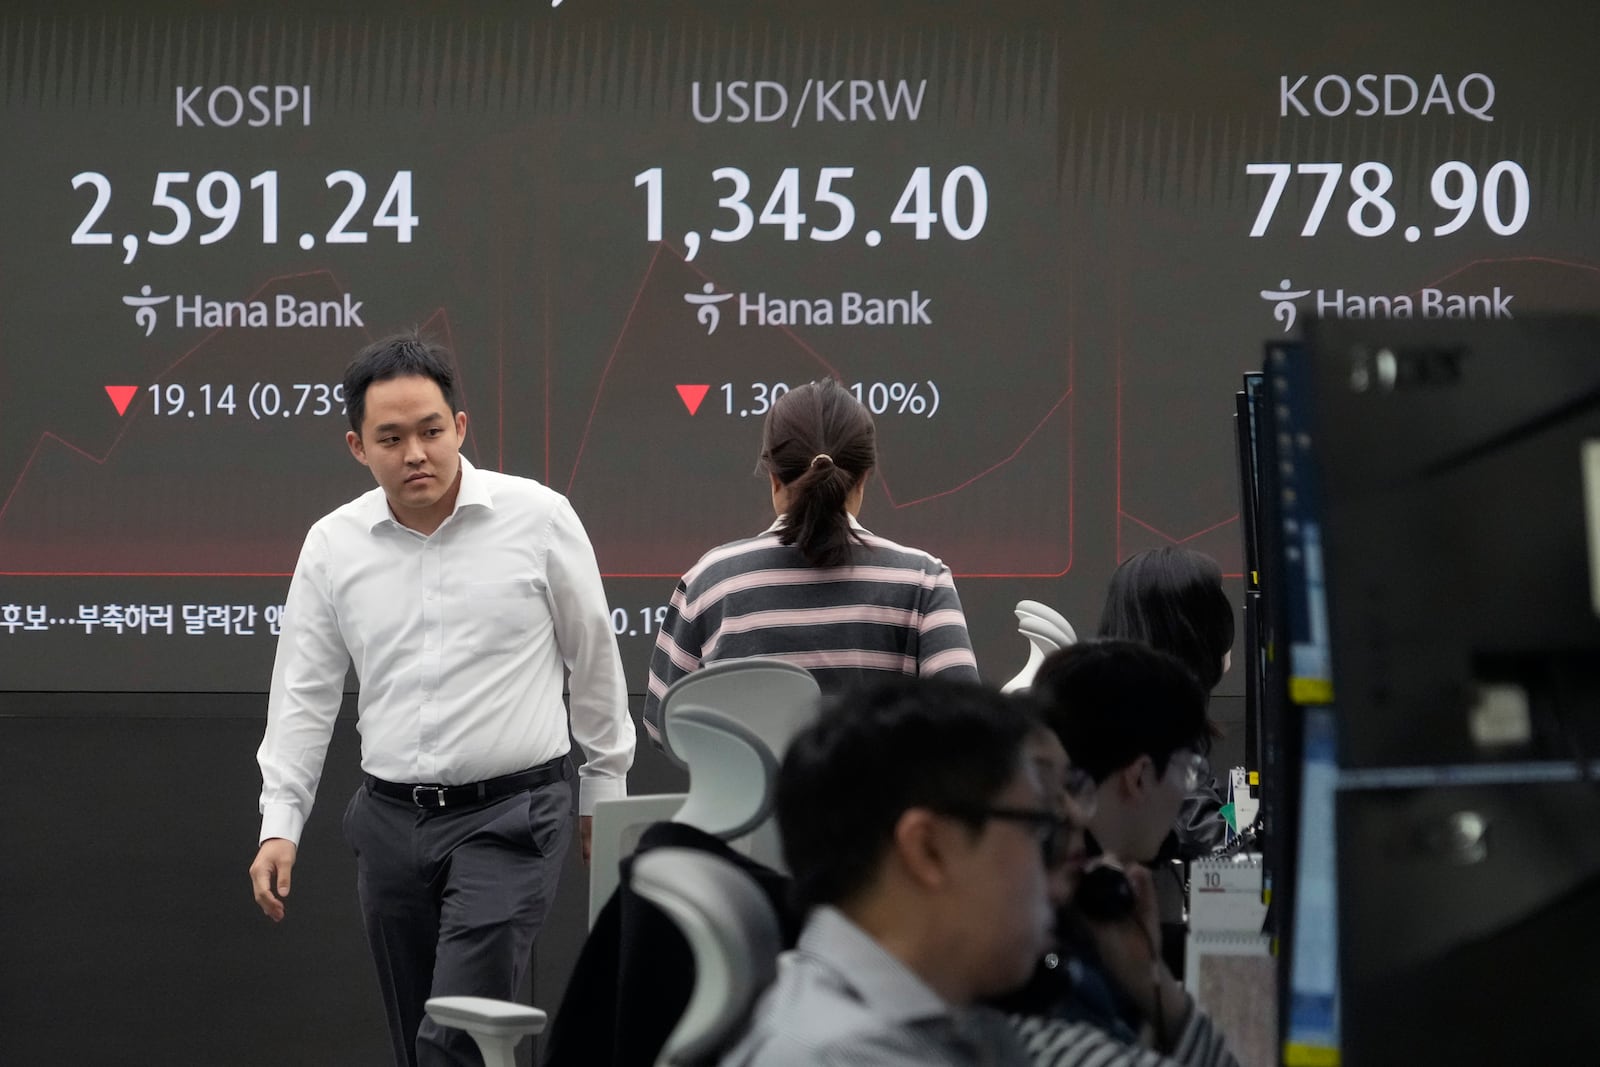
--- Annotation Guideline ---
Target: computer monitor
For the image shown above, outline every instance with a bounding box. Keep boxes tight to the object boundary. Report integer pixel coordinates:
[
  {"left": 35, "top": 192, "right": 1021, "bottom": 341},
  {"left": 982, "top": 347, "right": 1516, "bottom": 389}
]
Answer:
[
  {"left": 1234, "top": 373, "right": 1266, "bottom": 782},
  {"left": 1298, "top": 315, "right": 1600, "bottom": 1062},
  {"left": 1235, "top": 372, "right": 1266, "bottom": 591},
  {"left": 1305, "top": 315, "right": 1600, "bottom": 768},
  {"left": 1254, "top": 340, "right": 1340, "bottom": 1065}
]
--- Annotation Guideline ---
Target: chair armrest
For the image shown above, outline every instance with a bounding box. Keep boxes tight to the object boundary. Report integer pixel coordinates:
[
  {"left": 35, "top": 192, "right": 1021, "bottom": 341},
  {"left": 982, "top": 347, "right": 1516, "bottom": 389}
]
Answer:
[{"left": 424, "top": 996, "right": 547, "bottom": 1038}]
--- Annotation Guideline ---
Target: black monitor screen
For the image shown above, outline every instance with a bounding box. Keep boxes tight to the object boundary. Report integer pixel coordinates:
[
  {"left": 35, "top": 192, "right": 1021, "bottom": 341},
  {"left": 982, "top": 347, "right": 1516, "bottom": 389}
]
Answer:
[{"left": 1302, "top": 315, "right": 1600, "bottom": 1063}]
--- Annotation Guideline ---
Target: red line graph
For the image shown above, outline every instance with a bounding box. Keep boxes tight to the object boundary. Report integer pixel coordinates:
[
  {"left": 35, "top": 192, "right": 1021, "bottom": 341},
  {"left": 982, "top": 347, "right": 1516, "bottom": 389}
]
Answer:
[
  {"left": 562, "top": 240, "right": 1073, "bottom": 578},
  {"left": 0, "top": 269, "right": 471, "bottom": 576},
  {"left": 1415, "top": 254, "right": 1600, "bottom": 292},
  {"left": 1113, "top": 253, "right": 1600, "bottom": 563},
  {"left": 879, "top": 386, "right": 1072, "bottom": 509},
  {"left": 563, "top": 242, "right": 840, "bottom": 496},
  {"left": 1119, "top": 510, "right": 1239, "bottom": 546},
  {"left": 1111, "top": 245, "right": 1239, "bottom": 560},
  {"left": 564, "top": 243, "right": 673, "bottom": 495},
  {"left": 4, "top": 247, "right": 1076, "bottom": 579},
  {"left": 496, "top": 225, "right": 506, "bottom": 470},
  {"left": 960, "top": 335, "right": 1076, "bottom": 579},
  {"left": 543, "top": 253, "right": 552, "bottom": 485}
]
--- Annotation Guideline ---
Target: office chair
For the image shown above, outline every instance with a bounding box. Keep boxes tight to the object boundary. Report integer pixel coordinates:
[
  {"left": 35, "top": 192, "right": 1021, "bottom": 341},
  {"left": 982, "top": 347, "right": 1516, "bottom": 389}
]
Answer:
[
  {"left": 591, "top": 658, "right": 822, "bottom": 921},
  {"left": 588, "top": 793, "right": 689, "bottom": 928},
  {"left": 1001, "top": 599, "right": 1079, "bottom": 693},
  {"left": 663, "top": 658, "right": 820, "bottom": 872},
  {"left": 434, "top": 659, "right": 814, "bottom": 1066},
  {"left": 666, "top": 707, "right": 781, "bottom": 840},
  {"left": 423, "top": 997, "right": 546, "bottom": 1067},
  {"left": 423, "top": 842, "right": 786, "bottom": 1067},
  {"left": 656, "top": 657, "right": 821, "bottom": 778},
  {"left": 1015, "top": 599, "right": 1078, "bottom": 645},
  {"left": 628, "top": 846, "right": 783, "bottom": 1067}
]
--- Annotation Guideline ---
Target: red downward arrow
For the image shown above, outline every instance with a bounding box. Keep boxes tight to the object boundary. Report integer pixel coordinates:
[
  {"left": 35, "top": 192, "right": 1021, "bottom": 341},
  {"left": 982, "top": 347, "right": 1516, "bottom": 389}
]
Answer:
[
  {"left": 675, "top": 384, "right": 710, "bottom": 416},
  {"left": 105, "top": 385, "right": 138, "bottom": 416}
]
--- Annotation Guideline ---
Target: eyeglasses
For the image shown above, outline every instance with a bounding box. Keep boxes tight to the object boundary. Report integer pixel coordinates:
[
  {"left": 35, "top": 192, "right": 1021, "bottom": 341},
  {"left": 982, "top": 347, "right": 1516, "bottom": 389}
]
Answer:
[
  {"left": 1168, "top": 751, "right": 1206, "bottom": 792},
  {"left": 1062, "top": 766, "right": 1098, "bottom": 820},
  {"left": 971, "top": 806, "right": 1077, "bottom": 868}
]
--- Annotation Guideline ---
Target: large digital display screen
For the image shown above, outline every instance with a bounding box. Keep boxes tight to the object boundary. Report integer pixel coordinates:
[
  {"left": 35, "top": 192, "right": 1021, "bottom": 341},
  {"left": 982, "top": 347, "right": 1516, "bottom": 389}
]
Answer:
[{"left": 3, "top": 1, "right": 1597, "bottom": 690}]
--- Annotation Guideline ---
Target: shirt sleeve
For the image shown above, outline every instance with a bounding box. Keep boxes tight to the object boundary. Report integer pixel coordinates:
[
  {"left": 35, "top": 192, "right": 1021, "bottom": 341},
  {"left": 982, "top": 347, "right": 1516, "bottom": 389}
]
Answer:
[
  {"left": 640, "top": 576, "right": 701, "bottom": 749},
  {"left": 543, "top": 496, "right": 635, "bottom": 815},
  {"left": 257, "top": 526, "right": 351, "bottom": 846},
  {"left": 916, "top": 562, "right": 981, "bottom": 682}
]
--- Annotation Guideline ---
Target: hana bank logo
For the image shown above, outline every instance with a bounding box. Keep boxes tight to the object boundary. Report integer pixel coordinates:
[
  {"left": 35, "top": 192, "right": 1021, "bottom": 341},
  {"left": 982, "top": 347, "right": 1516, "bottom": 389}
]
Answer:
[
  {"left": 124, "top": 285, "right": 173, "bottom": 337},
  {"left": 1260, "top": 278, "right": 1311, "bottom": 333},
  {"left": 120, "top": 285, "right": 366, "bottom": 332},
  {"left": 685, "top": 283, "right": 735, "bottom": 335}
]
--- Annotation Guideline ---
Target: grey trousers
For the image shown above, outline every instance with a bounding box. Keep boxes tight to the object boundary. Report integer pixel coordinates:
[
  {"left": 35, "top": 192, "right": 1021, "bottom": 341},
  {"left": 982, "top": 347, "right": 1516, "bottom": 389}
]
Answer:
[{"left": 343, "top": 765, "right": 574, "bottom": 1067}]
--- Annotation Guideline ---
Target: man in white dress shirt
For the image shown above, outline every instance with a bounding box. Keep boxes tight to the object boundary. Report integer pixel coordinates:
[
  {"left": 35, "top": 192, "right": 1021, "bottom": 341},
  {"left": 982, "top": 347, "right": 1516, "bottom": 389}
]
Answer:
[{"left": 248, "top": 332, "right": 635, "bottom": 1067}]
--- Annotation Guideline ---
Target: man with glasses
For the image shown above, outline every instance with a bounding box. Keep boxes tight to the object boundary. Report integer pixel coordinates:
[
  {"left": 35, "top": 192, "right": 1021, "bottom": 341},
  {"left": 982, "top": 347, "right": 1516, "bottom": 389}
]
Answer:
[
  {"left": 1034, "top": 640, "right": 1211, "bottom": 873},
  {"left": 1030, "top": 641, "right": 1212, "bottom": 996},
  {"left": 720, "top": 677, "right": 1069, "bottom": 1066},
  {"left": 997, "top": 640, "right": 1243, "bottom": 1065}
]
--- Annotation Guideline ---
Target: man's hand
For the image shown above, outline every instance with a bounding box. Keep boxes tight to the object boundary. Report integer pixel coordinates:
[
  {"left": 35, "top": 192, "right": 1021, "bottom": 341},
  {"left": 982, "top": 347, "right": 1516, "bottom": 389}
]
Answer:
[
  {"left": 579, "top": 814, "right": 594, "bottom": 866},
  {"left": 250, "top": 838, "right": 298, "bottom": 922},
  {"left": 1078, "top": 860, "right": 1188, "bottom": 1044}
]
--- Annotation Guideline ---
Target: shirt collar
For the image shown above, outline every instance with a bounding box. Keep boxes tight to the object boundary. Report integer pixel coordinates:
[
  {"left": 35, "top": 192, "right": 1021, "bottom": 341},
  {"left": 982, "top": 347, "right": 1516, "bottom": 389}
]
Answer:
[
  {"left": 761, "top": 513, "right": 869, "bottom": 536},
  {"left": 799, "top": 906, "right": 951, "bottom": 1026},
  {"left": 362, "top": 454, "right": 493, "bottom": 532},
  {"left": 453, "top": 456, "right": 493, "bottom": 511}
]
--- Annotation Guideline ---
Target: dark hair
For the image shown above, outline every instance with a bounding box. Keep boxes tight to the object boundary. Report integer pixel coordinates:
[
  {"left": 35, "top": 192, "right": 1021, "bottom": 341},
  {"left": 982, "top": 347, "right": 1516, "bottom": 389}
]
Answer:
[
  {"left": 758, "top": 379, "right": 876, "bottom": 567},
  {"left": 343, "top": 330, "right": 461, "bottom": 434},
  {"left": 776, "top": 677, "right": 1036, "bottom": 912},
  {"left": 1097, "top": 547, "right": 1235, "bottom": 694},
  {"left": 1031, "top": 639, "right": 1210, "bottom": 782}
]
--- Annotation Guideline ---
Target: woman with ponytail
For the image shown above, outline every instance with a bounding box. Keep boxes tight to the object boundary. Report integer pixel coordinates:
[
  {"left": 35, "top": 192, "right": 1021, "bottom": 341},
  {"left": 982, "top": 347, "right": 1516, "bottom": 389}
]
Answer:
[{"left": 641, "top": 378, "right": 979, "bottom": 745}]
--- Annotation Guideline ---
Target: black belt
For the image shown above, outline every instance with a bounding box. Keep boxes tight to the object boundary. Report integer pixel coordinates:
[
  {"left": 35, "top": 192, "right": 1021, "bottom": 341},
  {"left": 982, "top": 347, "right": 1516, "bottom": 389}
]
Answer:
[{"left": 366, "top": 756, "right": 568, "bottom": 809}]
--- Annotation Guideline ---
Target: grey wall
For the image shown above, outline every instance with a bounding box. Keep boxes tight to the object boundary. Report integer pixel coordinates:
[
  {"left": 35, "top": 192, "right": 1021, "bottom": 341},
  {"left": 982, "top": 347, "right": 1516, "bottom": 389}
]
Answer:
[{"left": 0, "top": 693, "right": 687, "bottom": 1066}]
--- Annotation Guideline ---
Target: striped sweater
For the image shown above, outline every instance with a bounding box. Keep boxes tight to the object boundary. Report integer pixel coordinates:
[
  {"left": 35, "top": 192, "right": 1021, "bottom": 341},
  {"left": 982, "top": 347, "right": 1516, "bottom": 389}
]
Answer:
[
  {"left": 642, "top": 521, "right": 979, "bottom": 744},
  {"left": 1011, "top": 1002, "right": 1241, "bottom": 1067}
]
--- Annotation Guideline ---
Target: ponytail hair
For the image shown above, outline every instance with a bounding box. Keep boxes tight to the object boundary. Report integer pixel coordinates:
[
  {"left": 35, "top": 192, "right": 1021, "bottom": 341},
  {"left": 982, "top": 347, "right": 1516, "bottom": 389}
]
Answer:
[{"left": 759, "top": 379, "right": 877, "bottom": 567}]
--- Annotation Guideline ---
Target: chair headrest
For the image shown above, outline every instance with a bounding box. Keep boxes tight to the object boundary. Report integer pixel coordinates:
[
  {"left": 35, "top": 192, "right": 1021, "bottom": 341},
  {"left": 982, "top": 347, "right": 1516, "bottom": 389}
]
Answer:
[
  {"left": 1014, "top": 598, "right": 1078, "bottom": 645},
  {"left": 1016, "top": 614, "right": 1065, "bottom": 653},
  {"left": 667, "top": 708, "right": 780, "bottom": 840},
  {"left": 658, "top": 657, "right": 822, "bottom": 771},
  {"left": 1002, "top": 600, "right": 1079, "bottom": 693},
  {"left": 661, "top": 658, "right": 821, "bottom": 840},
  {"left": 630, "top": 847, "right": 783, "bottom": 1066}
]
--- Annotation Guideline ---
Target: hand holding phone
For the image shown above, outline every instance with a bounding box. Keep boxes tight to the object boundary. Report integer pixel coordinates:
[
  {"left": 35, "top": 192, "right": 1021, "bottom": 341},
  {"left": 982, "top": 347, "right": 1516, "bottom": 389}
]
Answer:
[
  {"left": 1074, "top": 862, "right": 1137, "bottom": 922},
  {"left": 1073, "top": 858, "right": 1188, "bottom": 1048}
]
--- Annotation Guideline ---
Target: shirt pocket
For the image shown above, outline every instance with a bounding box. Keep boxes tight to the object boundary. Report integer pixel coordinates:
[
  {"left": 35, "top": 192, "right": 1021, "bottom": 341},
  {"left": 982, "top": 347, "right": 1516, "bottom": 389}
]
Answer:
[{"left": 459, "top": 579, "right": 540, "bottom": 655}]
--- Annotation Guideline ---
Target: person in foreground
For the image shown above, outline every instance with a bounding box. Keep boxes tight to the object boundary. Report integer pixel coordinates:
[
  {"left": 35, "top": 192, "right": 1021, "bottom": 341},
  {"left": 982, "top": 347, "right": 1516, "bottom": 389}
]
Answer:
[
  {"left": 642, "top": 378, "right": 978, "bottom": 745},
  {"left": 248, "top": 332, "right": 635, "bottom": 1067},
  {"left": 719, "top": 678, "right": 1062, "bottom": 1066}
]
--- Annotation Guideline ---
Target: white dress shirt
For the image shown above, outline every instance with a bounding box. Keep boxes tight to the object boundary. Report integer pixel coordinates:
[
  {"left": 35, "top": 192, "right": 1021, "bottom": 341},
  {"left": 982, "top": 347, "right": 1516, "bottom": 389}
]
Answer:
[{"left": 257, "top": 457, "right": 634, "bottom": 845}]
